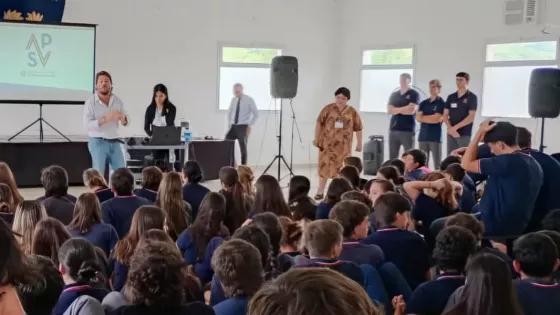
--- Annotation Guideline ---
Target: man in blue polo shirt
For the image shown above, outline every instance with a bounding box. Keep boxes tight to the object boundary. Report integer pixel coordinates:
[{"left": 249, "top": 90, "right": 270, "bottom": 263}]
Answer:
[
  {"left": 443, "top": 72, "right": 478, "bottom": 155},
  {"left": 461, "top": 120, "right": 543, "bottom": 236},
  {"left": 417, "top": 79, "right": 446, "bottom": 169},
  {"left": 387, "top": 73, "right": 419, "bottom": 159}
]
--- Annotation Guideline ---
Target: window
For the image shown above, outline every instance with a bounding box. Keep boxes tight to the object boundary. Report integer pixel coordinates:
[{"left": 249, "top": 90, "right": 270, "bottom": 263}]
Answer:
[
  {"left": 218, "top": 46, "right": 281, "bottom": 111},
  {"left": 482, "top": 40, "right": 558, "bottom": 118},
  {"left": 359, "top": 47, "right": 415, "bottom": 113}
]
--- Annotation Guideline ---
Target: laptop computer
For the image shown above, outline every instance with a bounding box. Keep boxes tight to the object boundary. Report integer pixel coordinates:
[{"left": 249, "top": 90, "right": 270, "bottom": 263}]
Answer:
[{"left": 150, "top": 126, "right": 181, "bottom": 145}]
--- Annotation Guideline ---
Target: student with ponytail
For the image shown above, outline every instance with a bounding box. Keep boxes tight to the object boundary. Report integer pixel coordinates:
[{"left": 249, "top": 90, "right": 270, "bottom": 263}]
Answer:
[
  {"left": 219, "top": 166, "right": 249, "bottom": 234},
  {"left": 53, "top": 238, "right": 109, "bottom": 315}
]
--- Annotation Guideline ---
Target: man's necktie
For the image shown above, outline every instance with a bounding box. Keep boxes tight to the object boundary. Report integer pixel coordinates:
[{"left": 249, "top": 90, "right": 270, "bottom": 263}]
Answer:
[{"left": 234, "top": 97, "right": 241, "bottom": 124}]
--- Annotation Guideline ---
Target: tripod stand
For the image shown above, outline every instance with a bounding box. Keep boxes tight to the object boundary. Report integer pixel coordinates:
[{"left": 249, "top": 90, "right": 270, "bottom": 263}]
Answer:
[
  {"left": 539, "top": 117, "right": 547, "bottom": 152},
  {"left": 280, "top": 100, "right": 302, "bottom": 181},
  {"left": 262, "top": 99, "right": 294, "bottom": 180}
]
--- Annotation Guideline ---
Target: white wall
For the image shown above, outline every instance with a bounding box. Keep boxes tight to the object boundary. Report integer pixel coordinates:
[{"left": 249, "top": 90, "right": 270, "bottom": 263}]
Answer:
[
  {"left": 340, "top": 0, "right": 560, "bottom": 158},
  {"left": 0, "top": 0, "right": 339, "bottom": 169}
]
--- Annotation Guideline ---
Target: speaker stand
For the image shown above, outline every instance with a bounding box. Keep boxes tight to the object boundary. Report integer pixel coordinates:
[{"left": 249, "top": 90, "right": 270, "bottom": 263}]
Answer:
[
  {"left": 262, "top": 98, "right": 294, "bottom": 181},
  {"left": 539, "top": 117, "right": 547, "bottom": 153}
]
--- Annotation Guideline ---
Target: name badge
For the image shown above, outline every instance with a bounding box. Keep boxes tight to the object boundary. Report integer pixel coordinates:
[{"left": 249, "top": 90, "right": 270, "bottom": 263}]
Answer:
[
  {"left": 335, "top": 120, "right": 344, "bottom": 129},
  {"left": 451, "top": 103, "right": 458, "bottom": 108}
]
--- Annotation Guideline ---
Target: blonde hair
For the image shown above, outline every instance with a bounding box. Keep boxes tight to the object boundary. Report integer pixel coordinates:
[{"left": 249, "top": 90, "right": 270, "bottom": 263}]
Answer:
[
  {"left": 423, "top": 171, "right": 458, "bottom": 213},
  {"left": 237, "top": 165, "right": 254, "bottom": 197},
  {"left": 12, "top": 200, "right": 47, "bottom": 254},
  {"left": 82, "top": 168, "right": 108, "bottom": 188},
  {"left": 429, "top": 79, "right": 442, "bottom": 89}
]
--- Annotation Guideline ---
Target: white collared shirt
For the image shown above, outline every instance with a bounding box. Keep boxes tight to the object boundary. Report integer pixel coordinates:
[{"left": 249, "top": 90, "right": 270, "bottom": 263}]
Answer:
[{"left": 83, "top": 93, "right": 128, "bottom": 139}]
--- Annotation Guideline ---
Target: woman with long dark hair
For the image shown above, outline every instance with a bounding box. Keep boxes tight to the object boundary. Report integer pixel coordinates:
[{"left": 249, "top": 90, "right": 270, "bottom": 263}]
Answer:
[
  {"left": 68, "top": 192, "right": 119, "bottom": 256},
  {"left": 0, "top": 183, "right": 16, "bottom": 225},
  {"left": 156, "top": 172, "right": 191, "bottom": 241},
  {"left": 144, "top": 84, "right": 178, "bottom": 168},
  {"left": 0, "top": 162, "right": 23, "bottom": 207},
  {"left": 182, "top": 161, "right": 210, "bottom": 220},
  {"left": 31, "top": 218, "right": 71, "bottom": 266},
  {"left": 252, "top": 174, "right": 290, "bottom": 218},
  {"left": 315, "top": 177, "right": 353, "bottom": 220},
  {"left": 288, "top": 175, "right": 316, "bottom": 221},
  {"left": 219, "top": 167, "right": 249, "bottom": 234}
]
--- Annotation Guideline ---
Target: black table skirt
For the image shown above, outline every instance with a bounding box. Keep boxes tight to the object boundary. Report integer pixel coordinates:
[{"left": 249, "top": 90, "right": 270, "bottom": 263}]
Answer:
[{"left": 0, "top": 140, "right": 235, "bottom": 188}]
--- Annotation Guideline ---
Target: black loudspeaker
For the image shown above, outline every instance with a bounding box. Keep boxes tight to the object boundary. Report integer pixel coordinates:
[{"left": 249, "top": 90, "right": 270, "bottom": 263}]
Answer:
[
  {"left": 529, "top": 68, "right": 560, "bottom": 118},
  {"left": 270, "top": 56, "right": 298, "bottom": 99}
]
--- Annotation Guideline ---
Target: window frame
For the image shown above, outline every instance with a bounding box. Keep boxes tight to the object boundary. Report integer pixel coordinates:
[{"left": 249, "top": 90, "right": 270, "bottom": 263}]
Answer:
[
  {"left": 481, "top": 38, "right": 560, "bottom": 118},
  {"left": 216, "top": 43, "right": 283, "bottom": 111},
  {"left": 358, "top": 44, "right": 417, "bottom": 113}
]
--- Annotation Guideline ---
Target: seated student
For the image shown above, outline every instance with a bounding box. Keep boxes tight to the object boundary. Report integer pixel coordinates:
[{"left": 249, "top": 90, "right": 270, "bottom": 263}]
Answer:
[
  {"left": 31, "top": 218, "right": 71, "bottom": 266},
  {"left": 542, "top": 209, "right": 560, "bottom": 233},
  {"left": 248, "top": 268, "right": 383, "bottom": 315},
  {"left": 315, "top": 177, "right": 353, "bottom": 220},
  {"left": 540, "top": 230, "right": 560, "bottom": 281},
  {"left": 251, "top": 174, "right": 291, "bottom": 218},
  {"left": 516, "top": 127, "right": 560, "bottom": 232},
  {"left": 0, "top": 183, "right": 15, "bottom": 225},
  {"left": 362, "top": 192, "right": 431, "bottom": 290},
  {"left": 294, "top": 219, "right": 365, "bottom": 287},
  {"left": 68, "top": 193, "right": 119, "bottom": 256},
  {"left": 134, "top": 166, "right": 162, "bottom": 202},
  {"left": 288, "top": 175, "right": 317, "bottom": 222},
  {"left": 344, "top": 156, "right": 368, "bottom": 190},
  {"left": 219, "top": 167, "right": 251, "bottom": 233},
  {"left": 38, "top": 165, "right": 76, "bottom": 225},
  {"left": 406, "top": 226, "right": 476, "bottom": 315},
  {"left": 444, "top": 163, "right": 475, "bottom": 213},
  {"left": 251, "top": 213, "right": 283, "bottom": 271},
  {"left": 211, "top": 239, "right": 265, "bottom": 315},
  {"left": 512, "top": 233, "right": 560, "bottom": 315},
  {"left": 12, "top": 200, "right": 48, "bottom": 254},
  {"left": 381, "top": 158, "right": 406, "bottom": 176},
  {"left": 53, "top": 238, "right": 109, "bottom": 315},
  {"left": 404, "top": 171, "right": 459, "bottom": 247},
  {"left": 402, "top": 149, "right": 429, "bottom": 181},
  {"left": 110, "top": 206, "right": 165, "bottom": 292},
  {"left": 277, "top": 216, "right": 303, "bottom": 272},
  {"left": 329, "top": 200, "right": 384, "bottom": 267},
  {"left": 182, "top": 161, "right": 210, "bottom": 220},
  {"left": 156, "top": 172, "right": 191, "bottom": 241},
  {"left": 17, "top": 255, "right": 64, "bottom": 315},
  {"left": 440, "top": 156, "right": 475, "bottom": 195},
  {"left": 339, "top": 165, "right": 361, "bottom": 191},
  {"left": 341, "top": 190, "right": 373, "bottom": 208},
  {"left": 82, "top": 168, "right": 114, "bottom": 203},
  {"left": 460, "top": 120, "right": 543, "bottom": 236},
  {"left": 237, "top": 165, "right": 255, "bottom": 199},
  {"left": 367, "top": 179, "right": 396, "bottom": 230},
  {"left": 102, "top": 168, "right": 152, "bottom": 239},
  {"left": 377, "top": 166, "right": 413, "bottom": 205}
]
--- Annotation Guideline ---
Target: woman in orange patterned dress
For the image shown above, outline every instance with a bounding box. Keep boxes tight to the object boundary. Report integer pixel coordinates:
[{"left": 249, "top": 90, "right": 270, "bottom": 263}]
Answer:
[{"left": 313, "top": 87, "right": 363, "bottom": 200}]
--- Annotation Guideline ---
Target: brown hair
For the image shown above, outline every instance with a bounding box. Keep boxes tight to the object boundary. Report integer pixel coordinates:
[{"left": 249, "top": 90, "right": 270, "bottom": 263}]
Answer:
[
  {"left": 248, "top": 268, "right": 380, "bottom": 315},
  {"left": 429, "top": 79, "right": 442, "bottom": 89},
  {"left": 190, "top": 192, "right": 229, "bottom": 260},
  {"left": 373, "top": 192, "right": 411, "bottom": 228},
  {"left": 0, "top": 162, "right": 24, "bottom": 206},
  {"left": 68, "top": 192, "right": 103, "bottom": 233},
  {"left": 237, "top": 165, "right": 255, "bottom": 197},
  {"left": 0, "top": 183, "right": 15, "bottom": 214},
  {"left": 372, "top": 179, "right": 395, "bottom": 193},
  {"left": 278, "top": 216, "right": 303, "bottom": 250},
  {"left": 141, "top": 166, "right": 163, "bottom": 191},
  {"left": 341, "top": 191, "right": 373, "bottom": 208},
  {"left": 114, "top": 206, "right": 165, "bottom": 264},
  {"left": 304, "top": 220, "right": 343, "bottom": 257},
  {"left": 219, "top": 167, "right": 249, "bottom": 233},
  {"left": 253, "top": 174, "right": 290, "bottom": 217},
  {"left": 82, "top": 168, "right": 108, "bottom": 189},
  {"left": 31, "top": 218, "right": 71, "bottom": 266},
  {"left": 329, "top": 200, "right": 370, "bottom": 238},
  {"left": 343, "top": 156, "right": 364, "bottom": 173},
  {"left": 138, "top": 229, "right": 176, "bottom": 250},
  {"left": 156, "top": 172, "right": 190, "bottom": 240},
  {"left": 423, "top": 171, "right": 458, "bottom": 214},
  {"left": 0, "top": 219, "right": 40, "bottom": 287},
  {"left": 445, "top": 212, "right": 484, "bottom": 241},
  {"left": 338, "top": 165, "right": 360, "bottom": 189},
  {"left": 12, "top": 200, "right": 47, "bottom": 254},
  {"left": 212, "top": 239, "right": 264, "bottom": 298},
  {"left": 96, "top": 70, "right": 112, "bottom": 84},
  {"left": 40, "top": 165, "right": 69, "bottom": 198},
  {"left": 377, "top": 166, "right": 405, "bottom": 186},
  {"left": 325, "top": 177, "right": 353, "bottom": 205}
]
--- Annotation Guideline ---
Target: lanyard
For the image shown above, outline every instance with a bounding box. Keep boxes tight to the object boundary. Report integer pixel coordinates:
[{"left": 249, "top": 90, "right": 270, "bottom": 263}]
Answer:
[{"left": 62, "top": 285, "right": 91, "bottom": 294}]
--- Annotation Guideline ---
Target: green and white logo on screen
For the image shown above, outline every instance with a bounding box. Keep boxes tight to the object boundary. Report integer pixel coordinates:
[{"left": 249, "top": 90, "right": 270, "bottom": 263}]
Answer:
[{"left": 26, "top": 33, "right": 52, "bottom": 67}]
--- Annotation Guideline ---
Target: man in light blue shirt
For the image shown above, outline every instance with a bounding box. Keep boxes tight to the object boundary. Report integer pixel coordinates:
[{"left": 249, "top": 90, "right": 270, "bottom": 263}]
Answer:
[
  {"left": 226, "top": 83, "right": 259, "bottom": 165},
  {"left": 83, "top": 71, "right": 129, "bottom": 175}
]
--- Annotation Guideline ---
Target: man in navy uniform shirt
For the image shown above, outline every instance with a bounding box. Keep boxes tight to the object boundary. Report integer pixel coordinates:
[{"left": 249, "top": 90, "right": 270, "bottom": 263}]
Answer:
[
  {"left": 417, "top": 79, "right": 446, "bottom": 169},
  {"left": 461, "top": 120, "right": 543, "bottom": 236},
  {"left": 443, "top": 72, "right": 478, "bottom": 155},
  {"left": 387, "top": 73, "right": 420, "bottom": 159}
]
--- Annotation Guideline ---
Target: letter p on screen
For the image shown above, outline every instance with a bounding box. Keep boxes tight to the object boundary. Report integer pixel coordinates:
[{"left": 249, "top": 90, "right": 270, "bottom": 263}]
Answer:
[{"left": 41, "top": 34, "right": 52, "bottom": 48}]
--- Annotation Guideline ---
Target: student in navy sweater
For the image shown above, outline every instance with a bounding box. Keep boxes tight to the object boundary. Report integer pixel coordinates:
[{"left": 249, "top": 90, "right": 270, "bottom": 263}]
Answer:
[
  {"left": 540, "top": 230, "right": 560, "bottom": 281},
  {"left": 288, "top": 175, "right": 317, "bottom": 221},
  {"left": 68, "top": 192, "right": 119, "bottom": 256},
  {"left": 277, "top": 216, "right": 303, "bottom": 272},
  {"left": 329, "top": 200, "right": 384, "bottom": 266},
  {"left": 363, "top": 192, "right": 431, "bottom": 289},
  {"left": 402, "top": 149, "right": 429, "bottom": 181},
  {"left": 440, "top": 156, "right": 476, "bottom": 209},
  {"left": 83, "top": 168, "right": 114, "bottom": 203},
  {"left": 460, "top": 120, "right": 543, "bottom": 236},
  {"left": 53, "top": 238, "right": 109, "bottom": 315},
  {"left": 542, "top": 209, "right": 560, "bottom": 233},
  {"left": 339, "top": 165, "right": 361, "bottom": 191},
  {"left": 211, "top": 239, "right": 264, "bottom": 315},
  {"left": 38, "top": 165, "right": 76, "bottom": 225},
  {"left": 219, "top": 167, "right": 251, "bottom": 233},
  {"left": 444, "top": 163, "right": 475, "bottom": 213},
  {"left": 155, "top": 172, "right": 191, "bottom": 241},
  {"left": 516, "top": 127, "right": 560, "bottom": 232},
  {"left": 251, "top": 213, "right": 283, "bottom": 270},
  {"left": 110, "top": 206, "right": 165, "bottom": 292},
  {"left": 102, "top": 168, "right": 152, "bottom": 239},
  {"left": 407, "top": 226, "right": 476, "bottom": 315},
  {"left": 251, "top": 174, "right": 290, "bottom": 218},
  {"left": 512, "top": 233, "right": 560, "bottom": 315},
  {"left": 295, "top": 219, "right": 365, "bottom": 286},
  {"left": 133, "top": 166, "right": 162, "bottom": 202},
  {"left": 315, "top": 177, "right": 353, "bottom": 220},
  {"left": 182, "top": 161, "right": 210, "bottom": 220}
]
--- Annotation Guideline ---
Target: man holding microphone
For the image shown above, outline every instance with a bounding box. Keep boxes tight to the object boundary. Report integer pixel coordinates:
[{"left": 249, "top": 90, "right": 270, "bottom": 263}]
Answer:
[{"left": 83, "top": 71, "right": 129, "bottom": 175}]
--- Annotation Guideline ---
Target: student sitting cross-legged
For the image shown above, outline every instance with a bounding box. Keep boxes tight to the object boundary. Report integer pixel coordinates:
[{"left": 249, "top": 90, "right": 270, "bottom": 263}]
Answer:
[
  {"left": 512, "top": 232, "right": 560, "bottom": 315},
  {"left": 362, "top": 192, "right": 431, "bottom": 290},
  {"left": 211, "top": 239, "right": 264, "bottom": 315},
  {"left": 406, "top": 226, "right": 476, "bottom": 315}
]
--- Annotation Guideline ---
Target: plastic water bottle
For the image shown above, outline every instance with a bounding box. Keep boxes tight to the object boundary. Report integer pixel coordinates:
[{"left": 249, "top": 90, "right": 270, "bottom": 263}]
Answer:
[{"left": 181, "top": 119, "right": 192, "bottom": 143}]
